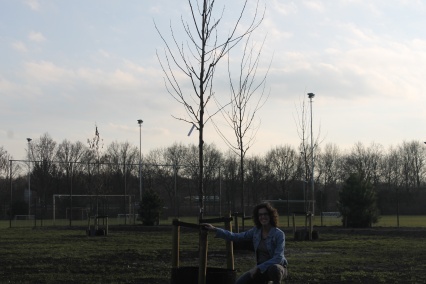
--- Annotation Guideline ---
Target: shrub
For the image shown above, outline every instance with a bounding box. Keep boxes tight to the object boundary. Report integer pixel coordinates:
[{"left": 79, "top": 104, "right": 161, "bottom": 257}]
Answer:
[
  {"left": 138, "top": 190, "right": 163, "bottom": 226},
  {"left": 337, "top": 173, "right": 379, "bottom": 228}
]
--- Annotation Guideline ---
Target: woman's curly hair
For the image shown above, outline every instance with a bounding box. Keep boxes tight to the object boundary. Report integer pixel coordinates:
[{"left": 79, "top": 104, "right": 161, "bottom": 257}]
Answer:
[{"left": 252, "top": 202, "right": 279, "bottom": 228}]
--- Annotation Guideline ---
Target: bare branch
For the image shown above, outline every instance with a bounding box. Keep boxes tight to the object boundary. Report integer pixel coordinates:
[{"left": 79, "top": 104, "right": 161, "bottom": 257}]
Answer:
[{"left": 155, "top": 0, "right": 266, "bottom": 219}]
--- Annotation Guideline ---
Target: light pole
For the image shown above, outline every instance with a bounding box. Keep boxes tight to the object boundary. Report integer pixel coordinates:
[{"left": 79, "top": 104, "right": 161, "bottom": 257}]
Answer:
[
  {"left": 308, "top": 92, "right": 315, "bottom": 215},
  {"left": 26, "top": 138, "right": 32, "bottom": 216},
  {"left": 300, "top": 151, "right": 307, "bottom": 212},
  {"left": 137, "top": 119, "right": 143, "bottom": 203}
]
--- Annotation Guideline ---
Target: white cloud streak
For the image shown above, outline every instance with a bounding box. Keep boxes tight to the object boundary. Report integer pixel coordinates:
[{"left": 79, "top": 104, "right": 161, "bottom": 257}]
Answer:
[
  {"left": 12, "top": 41, "right": 27, "bottom": 52},
  {"left": 26, "top": 0, "right": 40, "bottom": 11},
  {"left": 1, "top": 0, "right": 426, "bottom": 160},
  {"left": 28, "top": 31, "right": 45, "bottom": 42}
]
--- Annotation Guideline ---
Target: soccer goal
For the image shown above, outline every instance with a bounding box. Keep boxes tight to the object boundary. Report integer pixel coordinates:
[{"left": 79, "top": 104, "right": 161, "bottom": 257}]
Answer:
[{"left": 52, "top": 194, "right": 136, "bottom": 225}]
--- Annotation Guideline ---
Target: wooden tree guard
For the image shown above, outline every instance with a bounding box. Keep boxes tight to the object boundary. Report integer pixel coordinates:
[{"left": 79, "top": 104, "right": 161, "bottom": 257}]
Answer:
[
  {"left": 87, "top": 215, "right": 108, "bottom": 236},
  {"left": 199, "top": 229, "right": 208, "bottom": 284},
  {"left": 292, "top": 211, "right": 313, "bottom": 241},
  {"left": 225, "top": 215, "right": 234, "bottom": 270},
  {"left": 171, "top": 213, "right": 234, "bottom": 284},
  {"left": 232, "top": 212, "right": 251, "bottom": 233},
  {"left": 308, "top": 212, "right": 313, "bottom": 240},
  {"left": 172, "top": 221, "right": 180, "bottom": 268}
]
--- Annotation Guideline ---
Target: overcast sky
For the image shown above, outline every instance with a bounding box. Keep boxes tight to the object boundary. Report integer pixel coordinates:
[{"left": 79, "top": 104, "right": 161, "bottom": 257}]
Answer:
[{"left": 1, "top": 0, "right": 426, "bottom": 160}]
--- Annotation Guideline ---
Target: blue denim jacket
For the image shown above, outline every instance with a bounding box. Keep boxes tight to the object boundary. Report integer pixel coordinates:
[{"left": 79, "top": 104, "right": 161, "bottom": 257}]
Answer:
[{"left": 215, "top": 226, "right": 287, "bottom": 273}]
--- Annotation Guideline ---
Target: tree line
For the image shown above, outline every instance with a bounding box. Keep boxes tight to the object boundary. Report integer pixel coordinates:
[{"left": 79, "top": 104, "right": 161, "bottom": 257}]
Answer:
[{"left": 1, "top": 132, "right": 425, "bottom": 220}]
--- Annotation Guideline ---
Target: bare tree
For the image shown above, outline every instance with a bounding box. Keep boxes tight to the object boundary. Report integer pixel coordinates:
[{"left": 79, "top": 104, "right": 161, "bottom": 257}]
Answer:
[
  {"left": 245, "top": 155, "right": 267, "bottom": 204},
  {"left": 398, "top": 140, "right": 426, "bottom": 189},
  {"left": 212, "top": 34, "right": 270, "bottom": 215},
  {"left": 143, "top": 143, "right": 189, "bottom": 217},
  {"left": 294, "top": 96, "right": 310, "bottom": 169},
  {"left": 0, "top": 146, "right": 13, "bottom": 179},
  {"left": 56, "top": 140, "right": 87, "bottom": 223},
  {"left": 201, "top": 143, "right": 223, "bottom": 214},
  {"left": 381, "top": 146, "right": 404, "bottom": 225},
  {"left": 294, "top": 95, "right": 323, "bottom": 213},
  {"left": 316, "top": 143, "right": 342, "bottom": 212},
  {"left": 165, "top": 143, "right": 190, "bottom": 216},
  {"left": 155, "top": 0, "right": 264, "bottom": 220},
  {"left": 265, "top": 145, "right": 298, "bottom": 199},
  {"left": 0, "top": 147, "right": 17, "bottom": 218},
  {"left": 222, "top": 150, "right": 239, "bottom": 213},
  {"left": 316, "top": 143, "right": 342, "bottom": 186},
  {"left": 104, "top": 141, "right": 139, "bottom": 194},
  {"left": 342, "top": 142, "right": 383, "bottom": 186},
  {"left": 57, "top": 140, "right": 87, "bottom": 180},
  {"left": 86, "top": 125, "right": 104, "bottom": 215},
  {"left": 28, "top": 133, "right": 58, "bottom": 221}
]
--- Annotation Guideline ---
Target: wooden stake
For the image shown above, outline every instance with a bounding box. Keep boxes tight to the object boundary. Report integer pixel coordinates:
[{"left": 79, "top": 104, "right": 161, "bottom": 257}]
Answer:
[
  {"left": 234, "top": 213, "right": 239, "bottom": 233},
  {"left": 172, "top": 219, "right": 180, "bottom": 268},
  {"left": 198, "top": 228, "right": 208, "bottom": 284},
  {"left": 225, "top": 213, "right": 234, "bottom": 270}
]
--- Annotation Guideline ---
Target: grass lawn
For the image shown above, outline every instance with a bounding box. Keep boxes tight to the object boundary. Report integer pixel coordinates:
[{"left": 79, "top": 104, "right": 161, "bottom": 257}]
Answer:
[
  {"left": 0, "top": 222, "right": 426, "bottom": 283},
  {"left": 4, "top": 214, "right": 426, "bottom": 229},
  {"left": 1, "top": 217, "right": 426, "bottom": 283}
]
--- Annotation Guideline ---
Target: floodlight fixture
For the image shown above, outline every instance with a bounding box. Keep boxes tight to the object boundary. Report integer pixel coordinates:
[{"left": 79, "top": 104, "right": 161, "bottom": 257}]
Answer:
[
  {"left": 137, "top": 119, "right": 143, "bottom": 202},
  {"left": 26, "top": 138, "right": 32, "bottom": 216}
]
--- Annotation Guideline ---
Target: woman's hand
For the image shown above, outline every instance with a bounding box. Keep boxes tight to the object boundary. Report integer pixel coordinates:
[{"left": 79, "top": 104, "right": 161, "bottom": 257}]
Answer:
[{"left": 201, "top": 223, "right": 217, "bottom": 232}]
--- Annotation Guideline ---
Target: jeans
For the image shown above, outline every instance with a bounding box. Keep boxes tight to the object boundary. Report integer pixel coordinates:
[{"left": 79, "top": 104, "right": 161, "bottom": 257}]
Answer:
[{"left": 235, "top": 264, "right": 287, "bottom": 284}]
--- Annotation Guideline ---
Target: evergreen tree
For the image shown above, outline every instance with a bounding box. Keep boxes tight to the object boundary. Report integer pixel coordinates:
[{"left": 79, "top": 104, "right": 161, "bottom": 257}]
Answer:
[
  {"left": 337, "top": 173, "right": 379, "bottom": 227},
  {"left": 139, "top": 190, "right": 163, "bottom": 226}
]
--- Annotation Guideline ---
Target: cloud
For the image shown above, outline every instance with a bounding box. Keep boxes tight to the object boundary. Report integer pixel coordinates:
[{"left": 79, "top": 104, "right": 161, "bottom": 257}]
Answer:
[
  {"left": 260, "top": 17, "right": 293, "bottom": 44},
  {"left": 0, "top": 76, "right": 41, "bottom": 98},
  {"left": 76, "top": 67, "right": 142, "bottom": 94},
  {"left": 12, "top": 41, "right": 28, "bottom": 52},
  {"left": 0, "top": 77, "right": 18, "bottom": 94},
  {"left": 98, "top": 49, "right": 111, "bottom": 58},
  {"left": 149, "top": 5, "right": 162, "bottom": 14},
  {"left": 303, "top": 0, "right": 325, "bottom": 12},
  {"left": 269, "top": 1, "right": 298, "bottom": 15},
  {"left": 24, "top": 61, "right": 75, "bottom": 84},
  {"left": 21, "top": 60, "right": 167, "bottom": 98},
  {"left": 7, "top": 130, "right": 14, "bottom": 139},
  {"left": 28, "top": 31, "right": 46, "bottom": 42},
  {"left": 26, "top": 0, "right": 40, "bottom": 11},
  {"left": 109, "top": 123, "right": 134, "bottom": 133}
]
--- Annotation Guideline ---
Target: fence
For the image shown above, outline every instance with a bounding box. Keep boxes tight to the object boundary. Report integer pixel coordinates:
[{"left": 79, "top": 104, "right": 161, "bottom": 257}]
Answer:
[{"left": 6, "top": 159, "right": 142, "bottom": 227}]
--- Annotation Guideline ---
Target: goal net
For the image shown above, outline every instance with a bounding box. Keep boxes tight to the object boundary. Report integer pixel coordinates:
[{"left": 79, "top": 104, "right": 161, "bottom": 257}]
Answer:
[{"left": 53, "top": 194, "right": 137, "bottom": 225}]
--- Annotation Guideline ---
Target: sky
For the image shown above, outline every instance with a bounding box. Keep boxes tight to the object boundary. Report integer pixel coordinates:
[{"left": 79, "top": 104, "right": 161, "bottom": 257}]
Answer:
[{"left": 1, "top": 0, "right": 426, "bottom": 160}]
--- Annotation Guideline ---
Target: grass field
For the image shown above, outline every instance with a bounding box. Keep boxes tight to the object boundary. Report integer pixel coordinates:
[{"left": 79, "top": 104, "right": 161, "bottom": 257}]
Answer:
[
  {"left": 3, "top": 214, "right": 426, "bottom": 229},
  {"left": 1, "top": 216, "right": 426, "bottom": 283}
]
